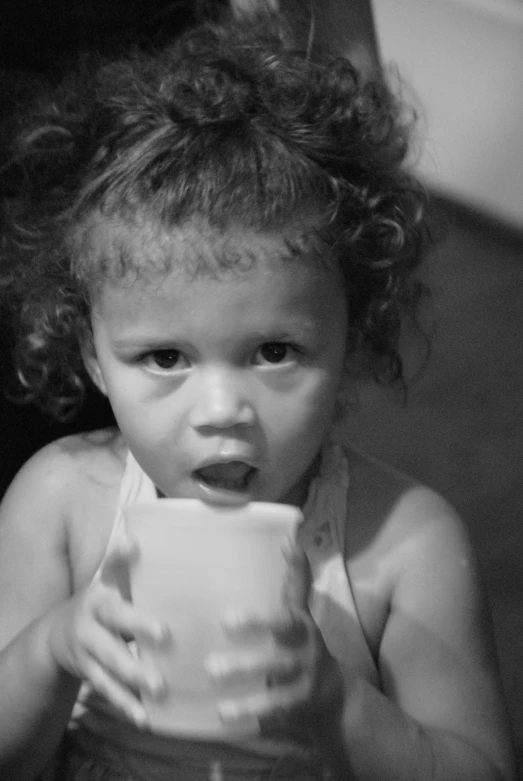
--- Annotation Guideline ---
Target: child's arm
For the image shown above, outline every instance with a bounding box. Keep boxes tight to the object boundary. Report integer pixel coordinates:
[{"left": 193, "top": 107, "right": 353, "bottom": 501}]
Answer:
[
  {"left": 0, "top": 440, "right": 163, "bottom": 781},
  {"left": 0, "top": 445, "right": 83, "bottom": 780},
  {"left": 315, "top": 487, "right": 516, "bottom": 781}
]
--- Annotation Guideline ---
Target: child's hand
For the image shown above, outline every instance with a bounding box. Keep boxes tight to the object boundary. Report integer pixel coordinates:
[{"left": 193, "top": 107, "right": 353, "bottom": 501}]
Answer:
[
  {"left": 47, "top": 537, "right": 168, "bottom": 726},
  {"left": 206, "top": 547, "right": 344, "bottom": 734}
]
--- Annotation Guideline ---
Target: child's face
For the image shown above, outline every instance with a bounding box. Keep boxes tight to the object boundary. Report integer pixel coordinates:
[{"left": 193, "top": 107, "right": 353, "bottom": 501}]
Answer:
[{"left": 87, "top": 221, "right": 348, "bottom": 506}]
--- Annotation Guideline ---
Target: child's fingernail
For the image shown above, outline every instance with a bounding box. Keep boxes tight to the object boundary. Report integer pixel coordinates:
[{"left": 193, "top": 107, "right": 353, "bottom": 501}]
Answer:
[
  {"left": 132, "top": 707, "right": 148, "bottom": 727},
  {"left": 221, "top": 607, "right": 250, "bottom": 629},
  {"left": 205, "top": 654, "right": 233, "bottom": 681},
  {"left": 205, "top": 654, "right": 223, "bottom": 679},
  {"left": 142, "top": 667, "right": 164, "bottom": 695},
  {"left": 218, "top": 700, "right": 240, "bottom": 722}
]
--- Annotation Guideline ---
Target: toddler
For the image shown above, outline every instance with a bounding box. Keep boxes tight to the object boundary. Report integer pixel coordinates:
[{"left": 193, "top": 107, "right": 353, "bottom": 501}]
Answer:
[{"left": 0, "top": 13, "right": 515, "bottom": 781}]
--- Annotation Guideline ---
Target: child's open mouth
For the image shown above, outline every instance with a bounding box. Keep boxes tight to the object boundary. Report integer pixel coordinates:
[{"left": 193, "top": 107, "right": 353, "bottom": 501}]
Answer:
[{"left": 193, "top": 461, "right": 257, "bottom": 493}]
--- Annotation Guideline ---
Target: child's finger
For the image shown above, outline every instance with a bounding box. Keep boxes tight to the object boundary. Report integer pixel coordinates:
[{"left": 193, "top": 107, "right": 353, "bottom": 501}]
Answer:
[
  {"left": 83, "top": 655, "right": 150, "bottom": 728},
  {"left": 220, "top": 604, "right": 312, "bottom": 653},
  {"left": 220, "top": 607, "right": 273, "bottom": 638},
  {"left": 81, "top": 619, "right": 164, "bottom": 695},
  {"left": 220, "top": 608, "right": 310, "bottom": 658},
  {"left": 93, "top": 587, "right": 169, "bottom": 646},
  {"left": 218, "top": 677, "right": 311, "bottom": 727},
  {"left": 205, "top": 645, "right": 301, "bottom": 687}
]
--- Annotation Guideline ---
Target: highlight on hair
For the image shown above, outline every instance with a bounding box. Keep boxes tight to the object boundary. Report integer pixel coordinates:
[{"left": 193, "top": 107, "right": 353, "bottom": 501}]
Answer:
[{"left": 0, "top": 15, "right": 431, "bottom": 419}]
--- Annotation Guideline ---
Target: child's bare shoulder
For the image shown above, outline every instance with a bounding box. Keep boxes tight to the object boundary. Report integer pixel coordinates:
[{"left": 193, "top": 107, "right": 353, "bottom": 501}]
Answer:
[
  {"left": 0, "top": 428, "right": 127, "bottom": 630},
  {"left": 3, "top": 427, "right": 125, "bottom": 505},
  {"left": 0, "top": 428, "right": 126, "bottom": 581}
]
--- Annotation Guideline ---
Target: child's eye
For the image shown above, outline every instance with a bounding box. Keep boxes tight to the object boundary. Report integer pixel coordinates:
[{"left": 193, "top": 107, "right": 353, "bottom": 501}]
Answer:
[
  {"left": 142, "top": 349, "right": 188, "bottom": 373},
  {"left": 256, "top": 342, "right": 296, "bottom": 365}
]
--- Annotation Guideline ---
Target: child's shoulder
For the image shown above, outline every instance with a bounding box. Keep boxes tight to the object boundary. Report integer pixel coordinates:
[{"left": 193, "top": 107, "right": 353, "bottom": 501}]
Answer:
[
  {"left": 1, "top": 427, "right": 126, "bottom": 537},
  {"left": 0, "top": 427, "right": 128, "bottom": 591},
  {"left": 8, "top": 427, "right": 126, "bottom": 500}
]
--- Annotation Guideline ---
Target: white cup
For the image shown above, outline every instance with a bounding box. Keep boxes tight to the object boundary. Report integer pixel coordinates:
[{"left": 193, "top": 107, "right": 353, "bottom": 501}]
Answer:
[{"left": 124, "top": 499, "right": 302, "bottom": 738}]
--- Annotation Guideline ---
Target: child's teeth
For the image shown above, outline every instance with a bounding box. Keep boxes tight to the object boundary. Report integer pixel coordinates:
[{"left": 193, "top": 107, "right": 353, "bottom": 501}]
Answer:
[{"left": 197, "top": 462, "right": 253, "bottom": 490}]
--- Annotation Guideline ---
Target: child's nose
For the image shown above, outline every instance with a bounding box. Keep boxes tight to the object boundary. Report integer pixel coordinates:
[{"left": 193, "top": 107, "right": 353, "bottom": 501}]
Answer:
[{"left": 189, "top": 367, "right": 256, "bottom": 431}]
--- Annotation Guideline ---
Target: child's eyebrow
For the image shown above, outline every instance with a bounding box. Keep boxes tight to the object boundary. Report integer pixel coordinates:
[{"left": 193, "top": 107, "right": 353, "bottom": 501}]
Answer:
[
  {"left": 239, "top": 316, "right": 320, "bottom": 338},
  {"left": 107, "top": 319, "right": 320, "bottom": 350},
  {"left": 109, "top": 335, "right": 183, "bottom": 351},
  {"left": 257, "top": 323, "right": 319, "bottom": 339}
]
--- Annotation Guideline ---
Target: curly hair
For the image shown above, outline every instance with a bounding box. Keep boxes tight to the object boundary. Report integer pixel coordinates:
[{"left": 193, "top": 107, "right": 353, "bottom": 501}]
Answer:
[{"left": 0, "top": 14, "right": 430, "bottom": 420}]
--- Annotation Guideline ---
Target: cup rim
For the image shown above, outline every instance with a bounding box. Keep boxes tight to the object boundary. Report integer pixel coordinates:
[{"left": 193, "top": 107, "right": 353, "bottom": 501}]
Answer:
[{"left": 123, "top": 499, "right": 303, "bottom": 531}]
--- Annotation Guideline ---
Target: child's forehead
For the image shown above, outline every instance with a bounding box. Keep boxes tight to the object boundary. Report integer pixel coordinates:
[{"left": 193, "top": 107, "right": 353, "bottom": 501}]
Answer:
[{"left": 75, "top": 209, "right": 332, "bottom": 287}]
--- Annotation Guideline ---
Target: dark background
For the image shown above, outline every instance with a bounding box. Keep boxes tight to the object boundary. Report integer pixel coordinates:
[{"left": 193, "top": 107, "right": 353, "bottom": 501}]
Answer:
[{"left": 0, "top": 0, "right": 217, "bottom": 74}]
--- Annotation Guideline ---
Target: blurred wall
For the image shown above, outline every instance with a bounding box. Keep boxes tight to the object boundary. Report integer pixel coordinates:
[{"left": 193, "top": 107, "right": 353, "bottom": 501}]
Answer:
[{"left": 372, "top": 0, "right": 523, "bottom": 228}]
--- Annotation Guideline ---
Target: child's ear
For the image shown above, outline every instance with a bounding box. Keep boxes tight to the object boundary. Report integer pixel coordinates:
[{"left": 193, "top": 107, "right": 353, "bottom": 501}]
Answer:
[{"left": 81, "top": 339, "right": 108, "bottom": 396}]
